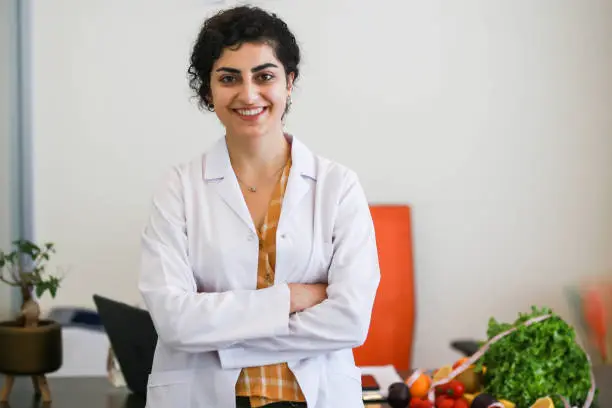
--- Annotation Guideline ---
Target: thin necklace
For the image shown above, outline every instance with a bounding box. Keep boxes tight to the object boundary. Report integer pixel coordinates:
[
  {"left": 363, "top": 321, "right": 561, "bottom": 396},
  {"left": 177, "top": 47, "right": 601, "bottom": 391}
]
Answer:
[{"left": 235, "top": 161, "right": 287, "bottom": 193}]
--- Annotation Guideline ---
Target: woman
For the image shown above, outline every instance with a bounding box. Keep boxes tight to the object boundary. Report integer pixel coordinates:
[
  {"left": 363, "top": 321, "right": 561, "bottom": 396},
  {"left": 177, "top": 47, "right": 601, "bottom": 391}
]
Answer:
[{"left": 138, "top": 5, "right": 380, "bottom": 408}]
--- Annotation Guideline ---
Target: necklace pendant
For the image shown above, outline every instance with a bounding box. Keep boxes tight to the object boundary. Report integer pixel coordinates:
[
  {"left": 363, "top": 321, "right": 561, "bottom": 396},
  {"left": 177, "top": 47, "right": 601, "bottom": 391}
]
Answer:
[{"left": 248, "top": 186, "right": 257, "bottom": 193}]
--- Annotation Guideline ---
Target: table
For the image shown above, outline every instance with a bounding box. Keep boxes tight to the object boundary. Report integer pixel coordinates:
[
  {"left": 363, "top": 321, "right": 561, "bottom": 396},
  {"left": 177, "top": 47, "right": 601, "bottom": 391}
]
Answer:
[{"left": 2, "top": 366, "right": 611, "bottom": 408}]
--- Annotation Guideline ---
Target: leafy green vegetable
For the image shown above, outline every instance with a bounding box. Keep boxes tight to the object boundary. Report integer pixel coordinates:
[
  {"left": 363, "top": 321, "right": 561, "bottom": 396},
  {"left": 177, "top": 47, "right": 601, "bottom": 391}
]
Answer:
[{"left": 474, "top": 306, "right": 598, "bottom": 408}]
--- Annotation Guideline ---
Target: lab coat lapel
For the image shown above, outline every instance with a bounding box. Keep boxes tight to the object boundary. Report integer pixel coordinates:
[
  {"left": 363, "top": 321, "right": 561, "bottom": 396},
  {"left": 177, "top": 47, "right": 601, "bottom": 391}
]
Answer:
[
  {"left": 281, "top": 135, "right": 317, "bottom": 222},
  {"left": 203, "top": 137, "right": 256, "bottom": 234},
  {"left": 202, "top": 135, "right": 316, "bottom": 234}
]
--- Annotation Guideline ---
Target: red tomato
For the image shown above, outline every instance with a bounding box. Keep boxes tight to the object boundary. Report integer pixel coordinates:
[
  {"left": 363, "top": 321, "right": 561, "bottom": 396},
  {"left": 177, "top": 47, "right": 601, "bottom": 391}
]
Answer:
[
  {"left": 421, "top": 398, "right": 434, "bottom": 408},
  {"left": 435, "top": 395, "right": 448, "bottom": 407},
  {"left": 410, "top": 397, "right": 424, "bottom": 408},
  {"left": 420, "top": 399, "right": 434, "bottom": 408},
  {"left": 453, "top": 398, "right": 470, "bottom": 408},
  {"left": 446, "top": 380, "right": 465, "bottom": 398},
  {"left": 435, "top": 383, "right": 450, "bottom": 396},
  {"left": 411, "top": 397, "right": 434, "bottom": 408},
  {"left": 438, "top": 397, "right": 456, "bottom": 408}
]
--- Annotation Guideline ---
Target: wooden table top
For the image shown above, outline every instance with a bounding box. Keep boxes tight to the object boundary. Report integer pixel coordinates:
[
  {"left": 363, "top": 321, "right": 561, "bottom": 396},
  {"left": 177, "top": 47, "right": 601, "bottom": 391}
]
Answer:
[{"left": 1, "top": 366, "right": 611, "bottom": 408}]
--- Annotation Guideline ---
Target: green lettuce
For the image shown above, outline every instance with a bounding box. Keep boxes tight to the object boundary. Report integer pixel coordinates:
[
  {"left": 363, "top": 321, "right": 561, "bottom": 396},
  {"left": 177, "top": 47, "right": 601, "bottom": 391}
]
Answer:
[{"left": 474, "top": 306, "right": 598, "bottom": 408}]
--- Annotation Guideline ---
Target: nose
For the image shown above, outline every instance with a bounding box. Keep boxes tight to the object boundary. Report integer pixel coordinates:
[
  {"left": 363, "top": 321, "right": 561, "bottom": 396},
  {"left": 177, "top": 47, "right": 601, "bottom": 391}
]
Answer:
[{"left": 237, "top": 80, "right": 259, "bottom": 105}]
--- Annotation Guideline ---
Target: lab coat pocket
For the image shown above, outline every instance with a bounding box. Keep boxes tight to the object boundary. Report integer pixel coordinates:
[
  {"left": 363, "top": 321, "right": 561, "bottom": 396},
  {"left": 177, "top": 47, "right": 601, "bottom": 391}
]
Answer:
[{"left": 146, "top": 370, "right": 193, "bottom": 408}]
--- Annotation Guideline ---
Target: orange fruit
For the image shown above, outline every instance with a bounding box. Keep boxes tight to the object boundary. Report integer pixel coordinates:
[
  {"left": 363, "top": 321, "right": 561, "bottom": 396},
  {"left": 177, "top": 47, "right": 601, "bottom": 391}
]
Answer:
[
  {"left": 432, "top": 365, "right": 453, "bottom": 382},
  {"left": 452, "top": 357, "right": 470, "bottom": 370},
  {"left": 407, "top": 372, "right": 432, "bottom": 399}
]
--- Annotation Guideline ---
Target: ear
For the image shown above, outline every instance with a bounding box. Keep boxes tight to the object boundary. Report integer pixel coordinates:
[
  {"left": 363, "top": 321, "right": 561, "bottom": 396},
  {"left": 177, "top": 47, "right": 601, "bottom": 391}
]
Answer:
[
  {"left": 286, "top": 72, "right": 295, "bottom": 95},
  {"left": 204, "top": 93, "right": 213, "bottom": 106}
]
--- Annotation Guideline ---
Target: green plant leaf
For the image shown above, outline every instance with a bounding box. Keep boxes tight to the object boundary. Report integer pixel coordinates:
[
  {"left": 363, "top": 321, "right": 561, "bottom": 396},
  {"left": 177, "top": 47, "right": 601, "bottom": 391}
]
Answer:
[
  {"left": 1, "top": 239, "right": 59, "bottom": 301},
  {"left": 481, "top": 306, "right": 598, "bottom": 407},
  {"left": 35, "top": 282, "right": 46, "bottom": 298}
]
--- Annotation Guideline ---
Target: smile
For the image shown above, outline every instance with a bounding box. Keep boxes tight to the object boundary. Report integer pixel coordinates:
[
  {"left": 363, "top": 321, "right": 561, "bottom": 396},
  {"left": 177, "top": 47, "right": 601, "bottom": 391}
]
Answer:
[{"left": 234, "top": 107, "right": 267, "bottom": 120}]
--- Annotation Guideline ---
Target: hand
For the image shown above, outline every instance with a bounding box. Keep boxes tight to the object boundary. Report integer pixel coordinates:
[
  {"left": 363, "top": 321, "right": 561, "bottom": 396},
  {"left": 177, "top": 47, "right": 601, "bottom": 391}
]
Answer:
[{"left": 288, "top": 283, "right": 328, "bottom": 314}]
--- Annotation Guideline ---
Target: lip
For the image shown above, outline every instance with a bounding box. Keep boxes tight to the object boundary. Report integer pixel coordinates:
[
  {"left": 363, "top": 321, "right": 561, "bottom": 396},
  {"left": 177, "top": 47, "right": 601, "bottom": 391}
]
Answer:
[{"left": 233, "top": 107, "right": 267, "bottom": 121}]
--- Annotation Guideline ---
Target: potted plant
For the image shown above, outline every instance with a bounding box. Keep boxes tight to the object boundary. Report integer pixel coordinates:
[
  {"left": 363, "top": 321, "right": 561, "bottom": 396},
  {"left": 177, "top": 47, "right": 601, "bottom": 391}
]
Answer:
[{"left": 0, "top": 239, "right": 63, "bottom": 403}]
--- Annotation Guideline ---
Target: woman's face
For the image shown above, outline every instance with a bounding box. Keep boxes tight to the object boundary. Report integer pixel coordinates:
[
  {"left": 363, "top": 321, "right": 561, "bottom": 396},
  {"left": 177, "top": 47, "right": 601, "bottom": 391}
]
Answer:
[{"left": 209, "top": 42, "right": 293, "bottom": 140}]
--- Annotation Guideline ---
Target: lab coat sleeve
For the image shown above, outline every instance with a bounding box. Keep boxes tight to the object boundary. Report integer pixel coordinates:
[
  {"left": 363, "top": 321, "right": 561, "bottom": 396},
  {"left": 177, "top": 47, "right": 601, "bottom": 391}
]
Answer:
[
  {"left": 218, "top": 170, "right": 381, "bottom": 369},
  {"left": 138, "top": 166, "right": 291, "bottom": 353}
]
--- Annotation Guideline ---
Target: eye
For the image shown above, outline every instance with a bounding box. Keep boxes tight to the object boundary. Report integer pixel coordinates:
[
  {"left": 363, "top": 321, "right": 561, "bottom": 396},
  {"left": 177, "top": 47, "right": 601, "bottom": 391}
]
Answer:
[
  {"left": 258, "top": 73, "right": 275, "bottom": 82},
  {"left": 219, "top": 75, "right": 236, "bottom": 84}
]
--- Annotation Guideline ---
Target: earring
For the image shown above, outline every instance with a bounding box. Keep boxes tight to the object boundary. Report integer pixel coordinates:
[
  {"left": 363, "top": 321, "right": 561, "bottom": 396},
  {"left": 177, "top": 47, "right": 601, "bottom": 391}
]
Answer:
[
  {"left": 282, "top": 95, "right": 292, "bottom": 124},
  {"left": 206, "top": 103, "right": 215, "bottom": 112}
]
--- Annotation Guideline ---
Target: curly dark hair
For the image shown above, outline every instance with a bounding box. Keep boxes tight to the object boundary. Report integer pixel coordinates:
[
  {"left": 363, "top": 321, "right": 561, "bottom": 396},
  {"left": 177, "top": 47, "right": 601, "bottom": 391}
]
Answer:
[{"left": 187, "top": 5, "right": 301, "bottom": 112}]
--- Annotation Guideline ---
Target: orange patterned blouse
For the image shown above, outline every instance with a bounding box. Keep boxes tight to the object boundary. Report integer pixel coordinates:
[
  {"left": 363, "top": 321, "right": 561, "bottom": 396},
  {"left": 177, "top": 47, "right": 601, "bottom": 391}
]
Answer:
[{"left": 234, "top": 156, "right": 306, "bottom": 407}]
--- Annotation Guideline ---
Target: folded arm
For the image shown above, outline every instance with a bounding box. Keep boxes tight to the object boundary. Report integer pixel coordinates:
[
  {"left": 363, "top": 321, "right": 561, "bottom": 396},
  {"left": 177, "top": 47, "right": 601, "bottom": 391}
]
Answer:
[
  {"left": 138, "top": 167, "right": 292, "bottom": 353},
  {"left": 218, "top": 170, "right": 381, "bottom": 369}
]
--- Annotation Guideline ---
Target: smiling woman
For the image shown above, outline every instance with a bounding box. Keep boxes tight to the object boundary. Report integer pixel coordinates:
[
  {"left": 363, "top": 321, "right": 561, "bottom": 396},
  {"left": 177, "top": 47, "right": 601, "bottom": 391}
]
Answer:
[
  {"left": 210, "top": 44, "right": 293, "bottom": 145},
  {"left": 187, "top": 6, "right": 300, "bottom": 222},
  {"left": 138, "top": 5, "right": 380, "bottom": 408}
]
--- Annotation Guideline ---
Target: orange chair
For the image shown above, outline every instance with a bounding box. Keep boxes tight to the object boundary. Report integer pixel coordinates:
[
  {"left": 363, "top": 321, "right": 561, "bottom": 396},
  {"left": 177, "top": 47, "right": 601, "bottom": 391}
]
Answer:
[{"left": 353, "top": 205, "right": 415, "bottom": 371}]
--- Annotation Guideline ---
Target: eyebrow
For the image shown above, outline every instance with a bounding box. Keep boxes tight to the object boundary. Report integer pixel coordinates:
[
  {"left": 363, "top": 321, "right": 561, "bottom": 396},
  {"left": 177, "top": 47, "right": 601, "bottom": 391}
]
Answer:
[{"left": 215, "top": 63, "right": 279, "bottom": 74}]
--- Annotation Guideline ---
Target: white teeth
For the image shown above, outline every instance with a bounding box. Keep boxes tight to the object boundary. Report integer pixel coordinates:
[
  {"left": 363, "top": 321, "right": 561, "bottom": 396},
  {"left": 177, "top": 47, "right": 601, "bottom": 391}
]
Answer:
[{"left": 236, "top": 107, "right": 264, "bottom": 116}]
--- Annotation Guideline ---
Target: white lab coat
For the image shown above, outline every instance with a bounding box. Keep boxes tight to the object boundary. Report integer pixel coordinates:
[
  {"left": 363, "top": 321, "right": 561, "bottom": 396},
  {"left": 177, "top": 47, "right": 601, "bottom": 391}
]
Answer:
[{"left": 138, "top": 135, "right": 381, "bottom": 408}]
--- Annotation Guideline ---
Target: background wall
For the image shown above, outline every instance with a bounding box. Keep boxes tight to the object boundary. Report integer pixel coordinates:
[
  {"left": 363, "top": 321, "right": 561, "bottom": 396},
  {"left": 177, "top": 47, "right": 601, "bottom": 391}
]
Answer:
[
  {"left": 0, "top": 0, "right": 17, "bottom": 320},
  {"left": 29, "top": 0, "right": 612, "bottom": 369}
]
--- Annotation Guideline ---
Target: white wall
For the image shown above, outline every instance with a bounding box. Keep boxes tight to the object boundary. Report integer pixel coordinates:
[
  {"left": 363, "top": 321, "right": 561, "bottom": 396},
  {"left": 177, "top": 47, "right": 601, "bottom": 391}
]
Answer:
[
  {"left": 0, "top": 0, "right": 16, "bottom": 320},
  {"left": 30, "top": 0, "right": 612, "bottom": 369}
]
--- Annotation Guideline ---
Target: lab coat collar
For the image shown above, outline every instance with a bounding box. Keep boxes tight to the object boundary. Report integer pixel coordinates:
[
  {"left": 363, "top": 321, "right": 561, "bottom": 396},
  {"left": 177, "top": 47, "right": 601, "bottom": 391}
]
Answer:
[
  {"left": 203, "top": 133, "right": 316, "bottom": 181},
  {"left": 202, "top": 134, "right": 317, "bottom": 233}
]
